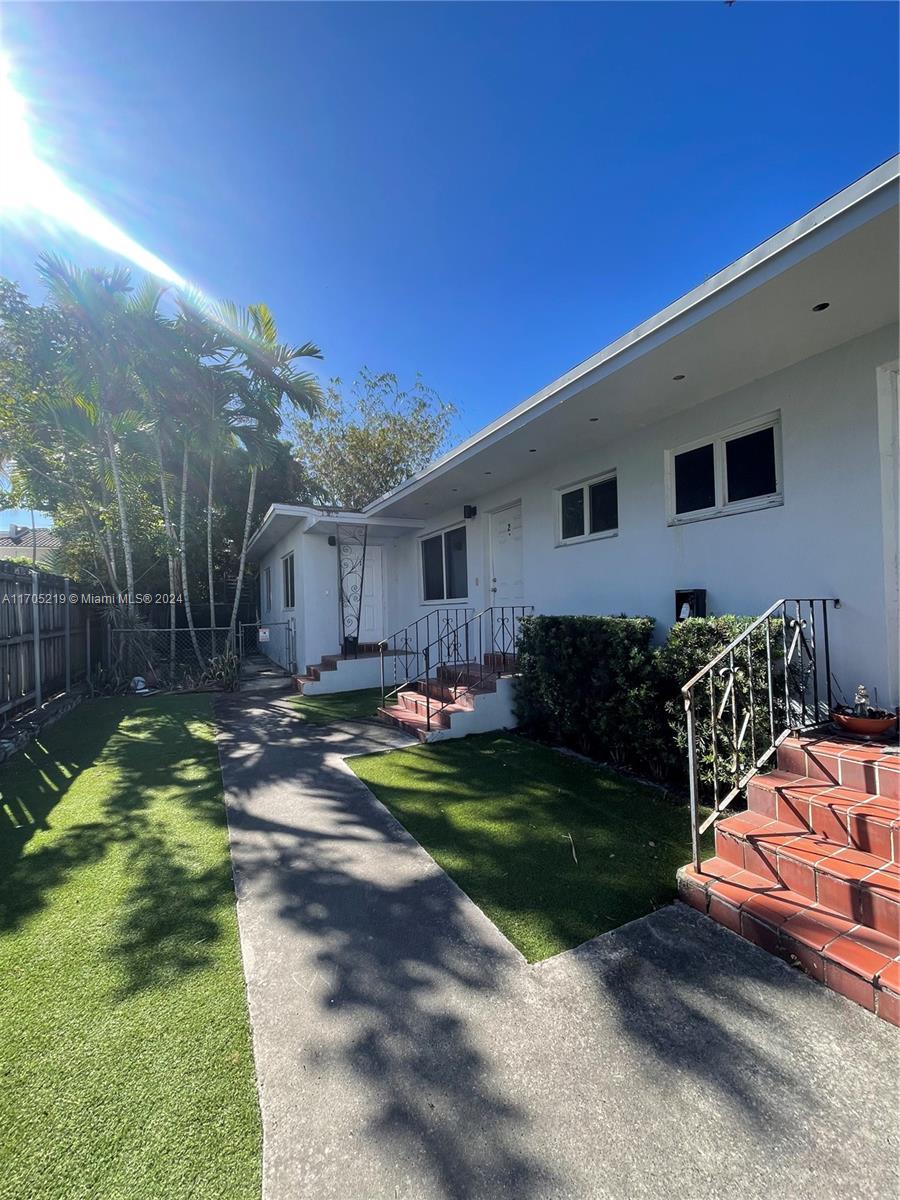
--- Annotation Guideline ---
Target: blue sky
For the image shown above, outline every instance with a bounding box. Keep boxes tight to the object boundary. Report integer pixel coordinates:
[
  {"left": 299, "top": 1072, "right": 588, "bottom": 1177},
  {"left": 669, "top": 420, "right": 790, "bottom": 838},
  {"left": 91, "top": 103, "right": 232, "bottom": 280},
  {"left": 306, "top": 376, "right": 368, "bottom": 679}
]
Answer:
[{"left": 1, "top": 0, "right": 897, "bottom": 485}]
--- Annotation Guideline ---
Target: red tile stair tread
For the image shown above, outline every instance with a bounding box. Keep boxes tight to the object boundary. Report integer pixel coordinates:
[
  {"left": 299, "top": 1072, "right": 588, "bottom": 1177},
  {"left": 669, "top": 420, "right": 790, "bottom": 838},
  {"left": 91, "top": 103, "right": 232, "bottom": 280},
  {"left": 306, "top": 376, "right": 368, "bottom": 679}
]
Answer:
[
  {"left": 780, "top": 906, "right": 856, "bottom": 950},
  {"left": 696, "top": 852, "right": 898, "bottom": 936},
  {"left": 866, "top": 869, "right": 900, "bottom": 896},
  {"left": 823, "top": 933, "right": 898, "bottom": 979}
]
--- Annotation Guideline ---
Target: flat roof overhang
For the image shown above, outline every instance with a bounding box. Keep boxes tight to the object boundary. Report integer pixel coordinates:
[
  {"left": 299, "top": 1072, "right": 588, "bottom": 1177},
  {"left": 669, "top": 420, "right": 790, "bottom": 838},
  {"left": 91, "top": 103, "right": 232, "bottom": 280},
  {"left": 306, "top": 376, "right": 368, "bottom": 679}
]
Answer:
[
  {"left": 303, "top": 513, "right": 425, "bottom": 542},
  {"left": 367, "top": 160, "right": 899, "bottom": 519},
  {"left": 246, "top": 505, "right": 424, "bottom": 560}
]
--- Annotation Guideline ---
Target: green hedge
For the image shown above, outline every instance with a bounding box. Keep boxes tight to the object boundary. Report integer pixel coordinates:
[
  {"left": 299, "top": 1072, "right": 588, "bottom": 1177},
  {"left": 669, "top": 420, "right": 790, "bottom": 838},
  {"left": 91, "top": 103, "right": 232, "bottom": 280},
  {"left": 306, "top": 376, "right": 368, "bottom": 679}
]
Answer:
[
  {"left": 515, "top": 616, "right": 660, "bottom": 770},
  {"left": 515, "top": 613, "right": 783, "bottom": 797},
  {"left": 654, "top": 615, "right": 784, "bottom": 794}
]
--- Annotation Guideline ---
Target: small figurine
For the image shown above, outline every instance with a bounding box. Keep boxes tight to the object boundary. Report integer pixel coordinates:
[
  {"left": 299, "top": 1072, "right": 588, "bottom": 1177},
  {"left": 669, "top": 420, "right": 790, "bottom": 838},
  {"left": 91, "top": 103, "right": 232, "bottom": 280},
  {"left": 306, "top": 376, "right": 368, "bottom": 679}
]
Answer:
[{"left": 853, "top": 684, "right": 870, "bottom": 717}]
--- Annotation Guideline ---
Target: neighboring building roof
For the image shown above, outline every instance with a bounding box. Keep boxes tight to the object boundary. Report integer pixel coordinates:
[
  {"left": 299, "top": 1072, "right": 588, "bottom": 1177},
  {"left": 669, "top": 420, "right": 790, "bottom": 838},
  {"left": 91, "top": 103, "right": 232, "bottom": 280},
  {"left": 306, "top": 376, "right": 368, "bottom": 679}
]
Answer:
[
  {"left": 0, "top": 525, "right": 59, "bottom": 552},
  {"left": 362, "top": 155, "right": 899, "bottom": 518}
]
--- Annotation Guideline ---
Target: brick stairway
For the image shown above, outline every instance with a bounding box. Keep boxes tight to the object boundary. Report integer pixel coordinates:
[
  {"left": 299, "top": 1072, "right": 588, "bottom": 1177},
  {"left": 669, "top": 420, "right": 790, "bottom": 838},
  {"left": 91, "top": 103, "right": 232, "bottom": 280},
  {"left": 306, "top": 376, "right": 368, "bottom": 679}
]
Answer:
[
  {"left": 678, "top": 734, "right": 900, "bottom": 1025},
  {"left": 378, "top": 659, "right": 514, "bottom": 740}
]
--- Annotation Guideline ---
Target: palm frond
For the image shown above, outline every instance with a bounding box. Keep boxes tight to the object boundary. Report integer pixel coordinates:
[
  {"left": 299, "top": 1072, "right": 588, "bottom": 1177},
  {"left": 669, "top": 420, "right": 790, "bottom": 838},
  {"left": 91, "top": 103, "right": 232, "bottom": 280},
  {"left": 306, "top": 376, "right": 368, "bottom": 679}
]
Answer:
[{"left": 249, "top": 302, "right": 278, "bottom": 345}]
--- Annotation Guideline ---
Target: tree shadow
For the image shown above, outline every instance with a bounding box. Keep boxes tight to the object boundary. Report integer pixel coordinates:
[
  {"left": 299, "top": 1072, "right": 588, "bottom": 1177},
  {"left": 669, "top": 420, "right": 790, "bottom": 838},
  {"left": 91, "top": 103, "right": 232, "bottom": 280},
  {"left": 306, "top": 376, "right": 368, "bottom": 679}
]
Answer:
[
  {"left": 217, "top": 694, "right": 559, "bottom": 1199},
  {"left": 219, "top": 693, "right": 898, "bottom": 1197},
  {"left": 0, "top": 696, "right": 237, "bottom": 1000}
]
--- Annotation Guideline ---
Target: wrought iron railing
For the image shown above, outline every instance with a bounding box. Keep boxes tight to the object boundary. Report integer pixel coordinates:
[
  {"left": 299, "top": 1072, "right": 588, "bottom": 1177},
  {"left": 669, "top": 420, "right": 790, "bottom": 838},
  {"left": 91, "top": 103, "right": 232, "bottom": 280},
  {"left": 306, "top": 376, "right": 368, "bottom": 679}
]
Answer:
[
  {"left": 682, "top": 597, "right": 840, "bottom": 870},
  {"left": 380, "top": 604, "right": 532, "bottom": 731},
  {"left": 378, "top": 607, "right": 474, "bottom": 694}
]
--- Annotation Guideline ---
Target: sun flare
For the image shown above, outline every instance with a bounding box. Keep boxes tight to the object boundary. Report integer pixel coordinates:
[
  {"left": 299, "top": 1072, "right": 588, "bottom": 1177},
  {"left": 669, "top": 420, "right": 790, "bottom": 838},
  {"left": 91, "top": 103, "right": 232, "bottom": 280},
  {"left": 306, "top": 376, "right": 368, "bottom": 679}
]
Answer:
[{"left": 0, "top": 53, "right": 187, "bottom": 287}]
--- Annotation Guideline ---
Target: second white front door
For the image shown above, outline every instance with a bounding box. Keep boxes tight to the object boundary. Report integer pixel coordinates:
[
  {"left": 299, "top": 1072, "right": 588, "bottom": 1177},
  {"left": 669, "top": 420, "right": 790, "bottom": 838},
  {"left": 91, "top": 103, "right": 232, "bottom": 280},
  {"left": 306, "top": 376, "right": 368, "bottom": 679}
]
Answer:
[
  {"left": 489, "top": 502, "right": 524, "bottom": 604},
  {"left": 357, "top": 544, "right": 385, "bottom": 643}
]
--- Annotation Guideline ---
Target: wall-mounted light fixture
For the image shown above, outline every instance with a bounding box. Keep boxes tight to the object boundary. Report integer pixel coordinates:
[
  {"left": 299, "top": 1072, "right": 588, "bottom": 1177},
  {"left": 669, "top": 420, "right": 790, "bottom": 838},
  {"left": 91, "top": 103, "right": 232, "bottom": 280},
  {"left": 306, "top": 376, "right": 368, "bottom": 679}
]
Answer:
[{"left": 463, "top": 505, "right": 477, "bottom": 519}]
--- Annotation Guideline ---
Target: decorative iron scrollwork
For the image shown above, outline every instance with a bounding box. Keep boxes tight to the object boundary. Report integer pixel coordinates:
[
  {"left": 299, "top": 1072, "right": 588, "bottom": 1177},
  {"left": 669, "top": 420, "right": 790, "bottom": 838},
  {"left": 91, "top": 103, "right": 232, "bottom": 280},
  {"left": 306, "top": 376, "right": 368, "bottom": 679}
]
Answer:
[{"left": 337, "top": 523, "right": 368, "bottom": 655}]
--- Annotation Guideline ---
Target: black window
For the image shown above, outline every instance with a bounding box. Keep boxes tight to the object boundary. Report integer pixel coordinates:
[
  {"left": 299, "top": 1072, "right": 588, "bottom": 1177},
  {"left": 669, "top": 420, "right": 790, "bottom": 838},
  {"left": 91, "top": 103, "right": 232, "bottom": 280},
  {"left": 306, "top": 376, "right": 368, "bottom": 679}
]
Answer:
[
  {"left": 589, "top": 477, "right": 618, "bottom": 534},
  {"left": 669, "top": 417, "right": 782, "bottom": 523},
  {"left": 444, "top": 526, "right": 468, "bottom": 599},
  {"left": 422, "top": 535, "right": 444, "bottom": 601},
  {"left": 282, "top": 553, "right": 295, "bottom": 608},
  {"left": 674, "top": 443, "right": 716, "bottom": 514},
  {"left": 560, "top": 488, "right": 585, "bottom": 540},
  {"left": 726, "top": 426, "right": 777, "bottom": 503}
]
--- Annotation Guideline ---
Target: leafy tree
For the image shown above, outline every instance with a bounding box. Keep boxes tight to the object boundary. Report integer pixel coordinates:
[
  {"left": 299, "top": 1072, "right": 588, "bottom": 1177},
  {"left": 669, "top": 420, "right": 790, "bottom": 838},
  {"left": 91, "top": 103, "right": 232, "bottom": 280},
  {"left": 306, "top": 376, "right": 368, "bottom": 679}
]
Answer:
[
  {"left": 290, "top": 368, "right": 456, "bottom": 510},
  {"left": 0, "top": 264, "right": 323, "bottom": 654}
]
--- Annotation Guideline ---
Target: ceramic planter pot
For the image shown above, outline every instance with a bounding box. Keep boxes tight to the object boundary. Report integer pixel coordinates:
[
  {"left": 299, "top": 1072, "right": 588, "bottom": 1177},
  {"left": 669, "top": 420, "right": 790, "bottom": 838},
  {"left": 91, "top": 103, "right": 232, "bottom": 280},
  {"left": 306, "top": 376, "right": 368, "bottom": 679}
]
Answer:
[{"left": 832, "top": 711, "right": 898, "bottom": 737}]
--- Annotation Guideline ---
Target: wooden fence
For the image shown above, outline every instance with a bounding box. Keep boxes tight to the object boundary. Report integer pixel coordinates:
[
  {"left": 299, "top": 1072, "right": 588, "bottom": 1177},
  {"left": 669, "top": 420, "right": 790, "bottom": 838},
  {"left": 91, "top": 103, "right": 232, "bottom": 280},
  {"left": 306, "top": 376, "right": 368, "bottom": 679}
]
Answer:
[{"left": 0, "top": 562, "right": 101, "bottom": 723}]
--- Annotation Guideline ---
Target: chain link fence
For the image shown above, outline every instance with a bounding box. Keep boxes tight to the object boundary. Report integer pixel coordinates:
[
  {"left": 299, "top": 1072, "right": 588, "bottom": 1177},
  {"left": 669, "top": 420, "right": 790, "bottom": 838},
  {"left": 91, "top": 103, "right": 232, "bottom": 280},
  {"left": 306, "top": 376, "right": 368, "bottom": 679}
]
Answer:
[{"left": 110, "top": 625, "right": 239, "bottom": 691}]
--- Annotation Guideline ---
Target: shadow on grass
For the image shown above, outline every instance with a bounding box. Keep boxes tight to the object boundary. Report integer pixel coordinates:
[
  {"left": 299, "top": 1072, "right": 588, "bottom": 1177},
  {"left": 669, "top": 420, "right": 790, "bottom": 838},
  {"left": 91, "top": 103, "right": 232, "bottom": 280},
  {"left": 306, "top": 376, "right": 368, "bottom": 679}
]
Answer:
[
  {"left": 349, "top": 733, "right": 709, "bottom": 958},
  {"left": 0, "top": 696, "right": 233, "bottom": 998}
]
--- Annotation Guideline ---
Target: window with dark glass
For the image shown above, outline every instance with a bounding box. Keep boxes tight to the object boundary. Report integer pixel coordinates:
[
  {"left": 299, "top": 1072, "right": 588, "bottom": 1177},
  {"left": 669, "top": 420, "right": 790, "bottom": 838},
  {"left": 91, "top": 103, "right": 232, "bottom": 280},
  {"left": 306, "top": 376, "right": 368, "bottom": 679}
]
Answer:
[
  {"left": 669, "top": 416, "right": 782, "bottom": 523},
  {"left": 674, "top": 443, "right": 716, "bottom": 514},
  {"left": 589, "top": 477, "right": 618, "bottom": 534},
  {"left": 560, "top": 488, "right": 585, "bottom": 540},
  {"left": 422, "top": 535, "right": 445, "bottom": 601},
  {"left": 282, "top": 553, "right": 295, "bottom": 608},
  {"left": 725, "top": 426, "right": 777, "bottom": 503},
  {"left": 264, "top": 566, "right": 272, "bottom": 613},
  {"left": 444, "top": 526, "right": 468, "bottom": 599},
  {"left": 422, "top": 527, "right": 468, "bottom": 601}
]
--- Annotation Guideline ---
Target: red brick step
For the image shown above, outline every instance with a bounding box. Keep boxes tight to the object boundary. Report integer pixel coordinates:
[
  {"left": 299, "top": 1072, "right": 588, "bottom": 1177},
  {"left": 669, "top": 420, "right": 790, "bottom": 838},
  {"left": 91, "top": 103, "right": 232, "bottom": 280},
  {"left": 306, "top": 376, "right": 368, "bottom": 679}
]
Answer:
[
  {"left": 678, "top": 857, "right": 900, "bottom": 1023},
  {"left": 679, "top": 729, "right": 900, "bottom": 1025}
]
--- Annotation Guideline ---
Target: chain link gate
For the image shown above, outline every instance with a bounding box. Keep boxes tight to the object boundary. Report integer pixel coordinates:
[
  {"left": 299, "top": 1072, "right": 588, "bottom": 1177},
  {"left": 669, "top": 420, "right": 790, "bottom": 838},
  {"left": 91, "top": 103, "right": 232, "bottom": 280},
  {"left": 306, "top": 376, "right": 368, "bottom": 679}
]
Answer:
[{"left": 239, "top": 619, "right": 296, "bottom": 674}]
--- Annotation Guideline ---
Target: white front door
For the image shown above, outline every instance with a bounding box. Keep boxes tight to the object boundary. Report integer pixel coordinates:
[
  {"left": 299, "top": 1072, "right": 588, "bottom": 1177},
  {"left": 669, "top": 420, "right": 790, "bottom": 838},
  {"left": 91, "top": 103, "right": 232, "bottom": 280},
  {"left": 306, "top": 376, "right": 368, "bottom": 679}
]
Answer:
[
  {"left": 357, "top": 545, "right": 385, "bottom": 644},
  {"left": 489, "top": 503, "right": 524, "bottom": 604}
]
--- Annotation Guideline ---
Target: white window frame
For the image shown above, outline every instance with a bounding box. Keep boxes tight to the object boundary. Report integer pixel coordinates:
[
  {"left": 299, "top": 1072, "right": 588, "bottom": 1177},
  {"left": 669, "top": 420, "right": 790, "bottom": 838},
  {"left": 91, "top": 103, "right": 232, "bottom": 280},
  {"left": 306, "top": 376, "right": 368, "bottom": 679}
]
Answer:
[
  {"left": 264, "top": 565, "right": 272, "bottom": 614},
  {"left": 555, "top": 469, "right": 619, "bottom": 547},
  {"left": 281, "top": 552, "right": 295, "bottom": 609},
  {"left": 419, "top": 523, "right": 469, "bottom": 603},
  {"left": 666, "top": 412, "right": 783, "bottom": 526}
]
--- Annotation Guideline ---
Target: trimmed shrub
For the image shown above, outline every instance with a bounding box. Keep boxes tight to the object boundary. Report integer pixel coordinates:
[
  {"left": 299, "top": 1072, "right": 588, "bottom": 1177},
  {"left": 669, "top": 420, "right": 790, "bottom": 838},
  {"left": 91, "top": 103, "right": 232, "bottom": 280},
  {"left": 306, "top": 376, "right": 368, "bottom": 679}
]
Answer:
[
  {"left": 514, "top": 612, "right": 784, "bottom": 799},
  {"left": 514, "top": 615, "right": 660, "bottom": 770}
]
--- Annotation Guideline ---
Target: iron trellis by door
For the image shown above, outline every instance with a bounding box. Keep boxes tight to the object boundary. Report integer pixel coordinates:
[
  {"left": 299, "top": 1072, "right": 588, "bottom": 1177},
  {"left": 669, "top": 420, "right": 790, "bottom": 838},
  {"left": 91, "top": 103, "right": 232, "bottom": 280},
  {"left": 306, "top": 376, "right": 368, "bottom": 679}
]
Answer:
[{"left": 337, "top": 523, "right": 368, "bottom": 658}]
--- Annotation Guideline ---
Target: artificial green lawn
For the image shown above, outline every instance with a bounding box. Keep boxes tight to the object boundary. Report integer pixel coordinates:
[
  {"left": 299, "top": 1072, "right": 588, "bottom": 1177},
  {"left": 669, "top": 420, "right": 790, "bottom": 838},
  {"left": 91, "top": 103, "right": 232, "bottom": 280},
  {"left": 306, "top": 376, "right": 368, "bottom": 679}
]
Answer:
[
  {"left": 350, "top": 733, "right": 710, "bottom": 962},
  {"left": 0, "top": 695, "right": 260, "bottom": 1200},
  {"left": 290, "top": 686, "right": 392, "bottom": 725}
]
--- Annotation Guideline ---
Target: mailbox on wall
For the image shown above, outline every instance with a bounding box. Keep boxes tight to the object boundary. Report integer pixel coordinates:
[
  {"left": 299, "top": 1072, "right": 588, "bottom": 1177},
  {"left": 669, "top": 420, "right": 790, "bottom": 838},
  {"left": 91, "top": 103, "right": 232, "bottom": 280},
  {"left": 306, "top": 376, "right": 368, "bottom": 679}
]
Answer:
[{"left": 675, "top": 589, "right": 707, "bottom": 622}]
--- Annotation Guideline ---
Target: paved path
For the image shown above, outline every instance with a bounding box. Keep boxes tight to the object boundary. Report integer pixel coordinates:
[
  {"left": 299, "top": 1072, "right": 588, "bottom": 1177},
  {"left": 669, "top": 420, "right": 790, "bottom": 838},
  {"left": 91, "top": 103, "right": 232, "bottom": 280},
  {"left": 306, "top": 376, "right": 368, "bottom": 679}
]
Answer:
[{"left": 216, "top": 693, "right": 899, "bottom": 1200}]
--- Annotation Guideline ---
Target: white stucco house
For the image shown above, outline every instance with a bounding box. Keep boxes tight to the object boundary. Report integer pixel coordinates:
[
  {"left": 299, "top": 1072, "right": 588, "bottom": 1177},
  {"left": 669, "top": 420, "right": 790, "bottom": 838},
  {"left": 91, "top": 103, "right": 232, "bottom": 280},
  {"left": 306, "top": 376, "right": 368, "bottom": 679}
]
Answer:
[{"left": 247, "top": 157, "right": 899, "bottom": 739}]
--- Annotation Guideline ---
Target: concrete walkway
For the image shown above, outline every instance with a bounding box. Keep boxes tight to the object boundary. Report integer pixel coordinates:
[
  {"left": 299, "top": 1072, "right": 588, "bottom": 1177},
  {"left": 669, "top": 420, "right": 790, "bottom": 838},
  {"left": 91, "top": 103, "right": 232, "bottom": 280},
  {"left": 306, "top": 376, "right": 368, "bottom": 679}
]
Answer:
[{"left": 216, "top": 693, "right": 899, "bottom": 1200}]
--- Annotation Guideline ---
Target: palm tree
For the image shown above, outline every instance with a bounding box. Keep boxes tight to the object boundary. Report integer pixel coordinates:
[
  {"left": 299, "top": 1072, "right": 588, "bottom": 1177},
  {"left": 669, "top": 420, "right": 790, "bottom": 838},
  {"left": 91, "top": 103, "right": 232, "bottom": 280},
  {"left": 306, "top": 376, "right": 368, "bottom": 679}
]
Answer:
[
  {"left": 173, "top": 298, "right": 322, "bottom": 649},
  {"left": 206, "top": 302, "right": 322, "bottom": 644},
  {"left": 35, "top": 254, "right": 153, "bottom": 615}
]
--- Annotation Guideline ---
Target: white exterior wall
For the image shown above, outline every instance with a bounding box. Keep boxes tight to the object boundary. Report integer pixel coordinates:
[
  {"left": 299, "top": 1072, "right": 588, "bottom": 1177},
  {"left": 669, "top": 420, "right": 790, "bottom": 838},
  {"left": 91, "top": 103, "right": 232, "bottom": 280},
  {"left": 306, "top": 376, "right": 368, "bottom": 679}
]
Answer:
[
  {"left": 255, "top": 325, "right": 898, "bottom": 705},
  {"left": 256, "top": 524, "right": 304, "bottom": 672},
  {"left": 387, "top": 325, "right": 899, "bottom": 705}
]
